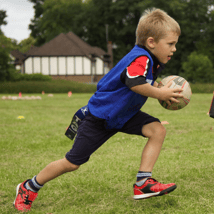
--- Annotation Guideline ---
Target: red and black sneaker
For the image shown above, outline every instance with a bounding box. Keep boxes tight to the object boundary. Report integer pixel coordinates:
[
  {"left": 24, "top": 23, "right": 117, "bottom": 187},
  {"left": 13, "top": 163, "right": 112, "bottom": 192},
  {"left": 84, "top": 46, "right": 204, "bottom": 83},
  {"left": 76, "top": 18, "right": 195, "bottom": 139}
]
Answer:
[
  {"left": 13, "top": 180, "right": 38, "bottom": 212},
  {"left": 133, "top": 177, "right": 177, "bottom": 200}
]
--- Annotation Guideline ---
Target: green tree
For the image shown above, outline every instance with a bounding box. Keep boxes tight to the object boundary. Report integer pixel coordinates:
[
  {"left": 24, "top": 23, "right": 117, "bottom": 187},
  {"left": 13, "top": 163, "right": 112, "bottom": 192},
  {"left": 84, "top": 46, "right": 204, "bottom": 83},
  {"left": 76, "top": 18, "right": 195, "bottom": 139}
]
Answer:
[
  {"left": 137, "top": 0, "right": 213, "bottom": 76},
  {"left": 28, "top": 0, "right": 45, "bottom": 45},
  {"left": 29, "top": 0, "right": 84, "bottom": 46},
  {"left": 196, "top": 9, "right": 214, "bottom": 64},
  {"left": 0, "top": 11, "right": 19, "bottom": 81},
  {"left": 28, "top": 0, "right": 214, "bottom": 73},
  {"left": 0, "top": 10, "right": 7, "bottom": 25},
  {"left": 0, "top": 34, "right": 18, "bottom": 81},
  {"left": 18, "top": 36, "right": 35, "bottom": 53},
  {"left": 28, "top": 0, "right": 144, "bottom": 62},
  {"left": 0, "top": 34, "right": 19, "bottom": 51},
  {"left": 0, "top": 44, "right": 10, "bottom": 78},
  {"left": 79, "top": 0, "right": 143, "bottom": 63},
  {"left": 182, "top": 51, "right": 214, "bottom": 83},
  {"left": 0, "top": 10, "right": 7, "bottom": 33},
  {"left": 0, "top": 10, "right": 10, "bottom": 81}
]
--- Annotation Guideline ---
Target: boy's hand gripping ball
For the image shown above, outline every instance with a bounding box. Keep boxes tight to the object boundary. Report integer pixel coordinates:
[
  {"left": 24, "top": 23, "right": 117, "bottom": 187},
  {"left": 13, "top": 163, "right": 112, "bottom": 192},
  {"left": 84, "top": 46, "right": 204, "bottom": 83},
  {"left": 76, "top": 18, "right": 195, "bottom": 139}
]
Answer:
[{"left": 158, "top": 75, "right": 192, "bottom": 110}]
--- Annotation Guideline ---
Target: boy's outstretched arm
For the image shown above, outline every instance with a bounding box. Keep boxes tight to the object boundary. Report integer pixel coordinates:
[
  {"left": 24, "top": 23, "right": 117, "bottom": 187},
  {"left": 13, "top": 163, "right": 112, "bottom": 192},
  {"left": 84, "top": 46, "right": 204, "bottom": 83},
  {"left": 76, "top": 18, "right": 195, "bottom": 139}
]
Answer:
[
  {"left": 131, "top": 81, "right": 183, "bottom": 106},
  {"left": 153, "top": 81, "right": 159, "bottom": 88}
]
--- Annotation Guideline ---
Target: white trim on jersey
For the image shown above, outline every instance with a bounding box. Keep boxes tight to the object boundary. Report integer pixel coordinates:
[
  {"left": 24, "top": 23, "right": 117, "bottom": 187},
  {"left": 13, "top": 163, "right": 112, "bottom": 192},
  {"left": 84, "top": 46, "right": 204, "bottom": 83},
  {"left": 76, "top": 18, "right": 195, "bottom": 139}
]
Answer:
[{"left": 143, "top": 58, "right": 149, "bottom": 77}]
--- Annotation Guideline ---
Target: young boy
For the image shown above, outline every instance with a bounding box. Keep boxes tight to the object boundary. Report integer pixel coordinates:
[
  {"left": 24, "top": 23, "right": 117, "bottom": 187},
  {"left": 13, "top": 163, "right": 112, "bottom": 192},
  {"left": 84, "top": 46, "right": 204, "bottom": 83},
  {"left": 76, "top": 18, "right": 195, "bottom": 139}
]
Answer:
[{"left": 14, "top": 8, "right": 183, "bottom": 211}]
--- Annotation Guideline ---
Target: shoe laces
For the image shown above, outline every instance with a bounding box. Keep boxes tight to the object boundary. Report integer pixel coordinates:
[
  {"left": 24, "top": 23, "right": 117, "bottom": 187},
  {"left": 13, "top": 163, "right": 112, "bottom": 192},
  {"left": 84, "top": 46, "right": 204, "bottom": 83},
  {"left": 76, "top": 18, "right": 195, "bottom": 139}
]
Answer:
[
  {"left": 24, "top": 195, "right": 32, "bottom": 205},
  {"left": 147, "top": 178, "right": 158, "bottom": 184}
]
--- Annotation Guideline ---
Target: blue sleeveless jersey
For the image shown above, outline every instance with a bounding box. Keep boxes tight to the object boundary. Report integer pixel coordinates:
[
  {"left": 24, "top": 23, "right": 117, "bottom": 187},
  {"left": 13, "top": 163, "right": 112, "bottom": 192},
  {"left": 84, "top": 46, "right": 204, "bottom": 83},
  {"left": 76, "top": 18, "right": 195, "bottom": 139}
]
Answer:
[{"left": 88, "top": 45, "right": 155, "bottom": 129}]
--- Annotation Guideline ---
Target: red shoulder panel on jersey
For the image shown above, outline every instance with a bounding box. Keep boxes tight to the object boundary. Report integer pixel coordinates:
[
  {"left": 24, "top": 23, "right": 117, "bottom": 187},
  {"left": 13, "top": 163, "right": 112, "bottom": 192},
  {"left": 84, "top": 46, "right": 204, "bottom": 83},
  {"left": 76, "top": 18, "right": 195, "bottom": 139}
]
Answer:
[{"left": 126, "top": 56, "right": 149, "bottom": 79}]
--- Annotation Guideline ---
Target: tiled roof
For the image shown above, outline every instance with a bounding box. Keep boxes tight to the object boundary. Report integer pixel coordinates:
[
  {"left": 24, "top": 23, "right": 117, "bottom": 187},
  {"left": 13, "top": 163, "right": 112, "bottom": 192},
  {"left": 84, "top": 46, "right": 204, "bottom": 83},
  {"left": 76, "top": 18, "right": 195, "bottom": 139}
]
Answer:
[
  {"left": 10, "top": 50, "right": 26, "bottom": 64},
  {"left": 66, "top": 32, "right": 106, "bottom": 57},
  {"left": 25, "top": 32, "right": 107, "bottom": 58},
  {"left": 10, "top": 49, "right": 26, "bottom": 60}
]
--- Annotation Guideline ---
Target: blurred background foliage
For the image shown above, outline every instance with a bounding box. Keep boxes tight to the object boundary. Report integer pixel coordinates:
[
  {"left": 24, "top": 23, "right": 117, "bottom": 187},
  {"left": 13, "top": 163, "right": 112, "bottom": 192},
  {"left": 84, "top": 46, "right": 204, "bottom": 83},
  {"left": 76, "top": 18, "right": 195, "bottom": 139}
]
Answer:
[{"left": 0, "top": 0, "right": 214, "bottom": 83}]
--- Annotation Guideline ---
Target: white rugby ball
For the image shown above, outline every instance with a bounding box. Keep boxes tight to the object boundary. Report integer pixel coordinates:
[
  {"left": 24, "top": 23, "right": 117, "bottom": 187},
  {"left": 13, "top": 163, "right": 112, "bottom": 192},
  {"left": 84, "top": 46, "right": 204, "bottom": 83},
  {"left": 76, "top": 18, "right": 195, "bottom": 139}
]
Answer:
[{"left": 158, "top": 75, "right": 192, "bottom": 110}]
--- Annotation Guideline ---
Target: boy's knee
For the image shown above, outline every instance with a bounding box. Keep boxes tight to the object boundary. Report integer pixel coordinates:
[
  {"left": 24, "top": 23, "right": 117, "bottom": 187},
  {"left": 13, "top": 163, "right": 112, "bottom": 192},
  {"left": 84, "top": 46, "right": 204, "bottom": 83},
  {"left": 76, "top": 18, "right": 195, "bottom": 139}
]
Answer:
[
  {"left": 156, "top": 124, "right": 166, "bottom": 138},
  {"left": 69, "top": 163, "right": 80, "bottom": 171},
  {"left": 142, "top": 122, "right": 166, "bottom": 139},
  {"left": 63, "top": 158, "right": 80, "bottom": 172},
  {"left": 68, "top": 163, "right": 80, "bottom": 172}
]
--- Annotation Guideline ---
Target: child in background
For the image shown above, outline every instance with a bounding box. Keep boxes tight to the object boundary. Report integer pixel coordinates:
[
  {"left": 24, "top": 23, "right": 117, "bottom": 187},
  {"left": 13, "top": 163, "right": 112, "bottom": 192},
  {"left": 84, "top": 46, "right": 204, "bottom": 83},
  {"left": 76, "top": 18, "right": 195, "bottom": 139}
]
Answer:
[{"left": 14, "top": 8, "right": 183, "bottom": 211}]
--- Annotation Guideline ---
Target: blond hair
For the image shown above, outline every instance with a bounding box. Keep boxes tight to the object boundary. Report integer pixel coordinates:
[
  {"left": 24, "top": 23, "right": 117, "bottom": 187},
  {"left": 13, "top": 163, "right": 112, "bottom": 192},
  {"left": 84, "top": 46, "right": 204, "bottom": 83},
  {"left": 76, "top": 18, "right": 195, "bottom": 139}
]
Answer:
[{"left": 136, "top": 8, "right": 181, "bottom": 46}]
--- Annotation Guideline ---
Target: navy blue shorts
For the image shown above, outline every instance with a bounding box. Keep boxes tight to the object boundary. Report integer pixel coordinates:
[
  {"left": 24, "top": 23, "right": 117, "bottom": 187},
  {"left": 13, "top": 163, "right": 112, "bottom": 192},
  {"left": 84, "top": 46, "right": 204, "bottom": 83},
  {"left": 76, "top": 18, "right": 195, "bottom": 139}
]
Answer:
[{"left": 65, "top": 111, "right": 160, "bottom": 165}]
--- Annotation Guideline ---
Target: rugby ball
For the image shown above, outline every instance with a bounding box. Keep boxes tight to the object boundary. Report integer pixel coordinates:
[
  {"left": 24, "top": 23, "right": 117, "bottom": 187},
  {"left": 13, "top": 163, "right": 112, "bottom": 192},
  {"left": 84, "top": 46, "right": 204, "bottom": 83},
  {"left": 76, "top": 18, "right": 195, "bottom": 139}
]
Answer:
[{"left": 158, "top": 75, "right": 192, "bottom": 110}]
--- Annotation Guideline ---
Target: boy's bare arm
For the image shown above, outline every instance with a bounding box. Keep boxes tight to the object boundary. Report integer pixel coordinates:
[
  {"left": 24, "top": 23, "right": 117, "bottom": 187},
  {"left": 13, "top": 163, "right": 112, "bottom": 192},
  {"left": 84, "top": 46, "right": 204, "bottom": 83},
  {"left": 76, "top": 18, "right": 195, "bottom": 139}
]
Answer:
[
  {"left": 153, "top": 81, "right": 159, "bottom": 88},
  {"left": 130, "top": 81, "right": 183, "bottom": 106}
]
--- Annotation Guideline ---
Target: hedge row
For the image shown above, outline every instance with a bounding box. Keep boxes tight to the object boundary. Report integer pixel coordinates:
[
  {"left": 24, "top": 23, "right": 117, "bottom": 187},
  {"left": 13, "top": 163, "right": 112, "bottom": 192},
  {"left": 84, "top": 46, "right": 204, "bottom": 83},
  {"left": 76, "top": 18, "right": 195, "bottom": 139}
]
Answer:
[
  {"left": 190, "top": 83, "right": 214, "bottom": 93},
  {"left": 0, "top": 80, "right": 97, "bottom": 93},
  {"left": 0, "top": 70, "right": 53, "bottom": 82},
  {"left": 0, "top": 80, "right": 213, "bottom": 94},
  {"left": 15, "top": 73, "right": 53, "bottom": 82}
]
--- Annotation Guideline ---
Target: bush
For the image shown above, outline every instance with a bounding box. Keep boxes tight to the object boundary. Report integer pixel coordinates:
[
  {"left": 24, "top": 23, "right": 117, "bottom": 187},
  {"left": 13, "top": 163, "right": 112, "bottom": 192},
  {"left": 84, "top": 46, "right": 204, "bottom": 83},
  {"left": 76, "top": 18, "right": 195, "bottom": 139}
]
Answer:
[
  {"left": 0, "top": 79, "right": 212, "bottom": 94},
  {"left": 182, "top": 52, "right": 214, "bottom": 83},
  {"left": 0, "top": 80, "right": 97, "bottom": 93},
  {"left": 190, "top": 83, "right": 214, "bottom": 93},
  {"left": 0, "top": 71, "right": 52, "bottom": 82},
  {"left": 0, "top": 44, "right": 11, "bottom": 82},
  {"left": 19, "top": 73, "right": 52, "bottom": 81},
  {"left": 0, "top": 67, "right": 19, "bottom": 82}
]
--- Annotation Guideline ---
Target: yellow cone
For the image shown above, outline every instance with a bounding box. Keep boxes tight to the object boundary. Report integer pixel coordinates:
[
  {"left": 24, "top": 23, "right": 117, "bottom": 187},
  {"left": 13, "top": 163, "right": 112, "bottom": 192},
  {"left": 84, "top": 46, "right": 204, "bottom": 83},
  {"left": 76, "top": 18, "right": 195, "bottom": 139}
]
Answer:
[{"left": 17, "top": 116, "right": 25, "bottom": 119}]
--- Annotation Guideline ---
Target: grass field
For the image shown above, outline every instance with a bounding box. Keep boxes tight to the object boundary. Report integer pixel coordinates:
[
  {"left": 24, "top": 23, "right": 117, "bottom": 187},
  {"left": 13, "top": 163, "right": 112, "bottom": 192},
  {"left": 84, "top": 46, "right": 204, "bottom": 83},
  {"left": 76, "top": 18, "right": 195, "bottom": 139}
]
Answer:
[{"left": 0, "top": 93, "right": 214, "bottom": 214}]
